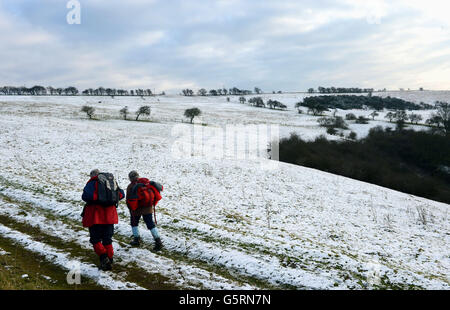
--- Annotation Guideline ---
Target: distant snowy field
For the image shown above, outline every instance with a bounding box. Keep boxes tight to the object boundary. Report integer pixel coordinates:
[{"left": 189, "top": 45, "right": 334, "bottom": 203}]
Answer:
[
  {"left": 1, "top": 90, "right": 444, "bottom": 141},
  {"left": 0, "top": 91, "right": 448, "bottom": 290}
]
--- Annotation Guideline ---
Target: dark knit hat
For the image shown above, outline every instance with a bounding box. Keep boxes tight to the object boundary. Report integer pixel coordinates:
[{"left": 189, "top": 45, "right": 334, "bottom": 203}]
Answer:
[{"left": 128, "top": 170, "right": 139, "bottom": 181}]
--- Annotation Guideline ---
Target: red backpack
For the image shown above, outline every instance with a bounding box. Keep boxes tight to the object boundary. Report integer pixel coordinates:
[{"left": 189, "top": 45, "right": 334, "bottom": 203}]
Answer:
[{"left": 128, "top": 178, "right": 163, "bottom": 223}]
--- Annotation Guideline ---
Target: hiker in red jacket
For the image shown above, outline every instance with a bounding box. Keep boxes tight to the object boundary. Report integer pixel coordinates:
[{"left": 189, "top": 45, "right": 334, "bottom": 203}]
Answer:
[
  {"left": 126, "top": 170, "right": 163, "bottom": 251},
  {"left": 82, "top": 169, "right": 124, "bottom": 271}
]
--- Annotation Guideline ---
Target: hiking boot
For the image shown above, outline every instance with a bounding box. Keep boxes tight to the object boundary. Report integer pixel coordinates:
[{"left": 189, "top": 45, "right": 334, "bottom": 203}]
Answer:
[
  {"left": 130, "top": 236, "right": 141, "bottom": 247},
  {"left": 153, "top": 238, "right": 163, "bottom": 252},
  {"left": 99, "top": 254, "right": 112, "bottom": 271}
]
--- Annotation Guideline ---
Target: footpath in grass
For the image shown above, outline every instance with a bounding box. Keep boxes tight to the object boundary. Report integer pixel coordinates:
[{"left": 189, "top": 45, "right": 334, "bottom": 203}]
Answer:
[{"left": 0, "top": 235, "right": 102, "bottom": 290}]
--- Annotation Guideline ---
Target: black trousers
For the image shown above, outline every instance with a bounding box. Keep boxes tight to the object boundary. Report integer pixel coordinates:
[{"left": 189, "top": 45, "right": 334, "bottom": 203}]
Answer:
[
  {"left": 130, "top": 213, "right": 156, "bottom": 230},
  {"left": 89, "top": 224, "right": 114, "bottom": 246}
]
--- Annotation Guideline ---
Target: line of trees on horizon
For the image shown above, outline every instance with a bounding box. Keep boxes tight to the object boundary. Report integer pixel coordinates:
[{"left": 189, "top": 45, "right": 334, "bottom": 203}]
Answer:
[
  {"left": 308, "top": 87, "right": 378, "bottom": 94},
  {"left": 182, "top": 86, "right": 383, "bottom": 96},
  {"left": 0, "top": 85, "right": 163, "bottom": 97},
  {"left": 182, "top": 87, "right": 263, "bottom": 97},
  {"left": 0, "top": 85, "right": 436, "bottom": 97}
]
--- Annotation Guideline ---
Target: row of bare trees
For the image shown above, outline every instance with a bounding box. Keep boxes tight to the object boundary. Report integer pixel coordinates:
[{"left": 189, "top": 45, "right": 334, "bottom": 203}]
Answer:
[
  {"left": 238, "top": 96, "right": 287, "bottom": 110},
  {"left": 81, "top": 88, "right": 155, "bottom": 97},
  {"left": 82, "top": 105, "right": 202, "bottom": 124},
  {"left": 182, "top": 87, "right": 261, "bottom": 97},
  {"left": 81, "top": 105, "right": 152, "bottom": 121},
  {"left": 334, "top": 103, "right": 449, "bottom": 134},
  {"left": 0, "top": 86, "right": 78, "bottom": 96},
  {"left": 310, "top": 87, "right": 376, "bottom": 94},
  {"left": 0, "top": 86, "right": 160, "bottom": 97},
  {"left": 383, "top": 102, "right": 449, "bottom": 133}
]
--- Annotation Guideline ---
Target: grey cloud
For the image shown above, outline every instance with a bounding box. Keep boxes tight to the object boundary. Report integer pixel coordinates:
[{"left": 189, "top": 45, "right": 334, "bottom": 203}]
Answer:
[{"left": 0, "top": 0, "right": 449, "bottom": 92}]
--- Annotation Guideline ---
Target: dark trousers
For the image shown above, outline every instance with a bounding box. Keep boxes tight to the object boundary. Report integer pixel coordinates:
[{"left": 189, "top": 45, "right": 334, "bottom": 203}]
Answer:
[
  {"left": 89, "top": 224, "right": 114, "bottom": 246},
  {"left": 130, "top": 213, "right": 156, "bottom": 230}
]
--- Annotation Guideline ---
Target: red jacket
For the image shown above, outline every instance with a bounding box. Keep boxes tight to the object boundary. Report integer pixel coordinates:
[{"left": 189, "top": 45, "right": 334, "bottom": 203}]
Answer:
[{"left": 81, "top": 176, "right": 124, "bottom": 228}]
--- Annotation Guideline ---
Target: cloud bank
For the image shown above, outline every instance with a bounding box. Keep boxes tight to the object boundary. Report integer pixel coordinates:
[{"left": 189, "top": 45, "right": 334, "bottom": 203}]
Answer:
[{"left": 0, "top": 0, "right": 449, "bottom": 93}]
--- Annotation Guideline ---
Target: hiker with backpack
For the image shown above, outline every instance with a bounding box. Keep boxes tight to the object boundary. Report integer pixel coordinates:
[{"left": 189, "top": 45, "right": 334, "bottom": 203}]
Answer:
[
  {"left": 126, "top": 170, "right": 163, "bottom": 251},
  {"left": 81, "top": 169, "right": 124, "bottom": 271}
]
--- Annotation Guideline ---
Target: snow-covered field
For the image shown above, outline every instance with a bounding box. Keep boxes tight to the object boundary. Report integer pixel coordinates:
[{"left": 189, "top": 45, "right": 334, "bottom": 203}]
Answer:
[{"left": 0, "top": 91, "right": 448, "bottom": 290}]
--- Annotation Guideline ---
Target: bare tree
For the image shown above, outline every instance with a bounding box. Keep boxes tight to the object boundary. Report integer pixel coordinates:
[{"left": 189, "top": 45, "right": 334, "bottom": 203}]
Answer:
[
  {"left": 120, "top": 106, "right": 129, "bottom": 120},
  {"left": 385, "top": 111, "right": 395, "bottom": 123},
  {"left": 184, "top": 108, "right": 201, "bottom": 124},
  {"left": 409, "top": 113, "right": 423, "bottom": 125},
  {"left": 197, "top": 88, "right": 207, "bottom": 96},
  {"left": 135, "top": 106, "right": 151, "bottom": 121},
  {"left": 81, "top": 105, "right": 95, "bottom": 119},
  {"left": 369, "top": 111, "right": 379, "bottom": 120},
  {"left": 434, "top": 101, "right": 450, "bottom": 134}
]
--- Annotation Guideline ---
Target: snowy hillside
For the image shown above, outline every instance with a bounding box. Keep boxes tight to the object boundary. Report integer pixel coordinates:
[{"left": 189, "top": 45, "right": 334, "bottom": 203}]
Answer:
[{"left": 0, "top": 92, "right": 449, "bottom": 289}]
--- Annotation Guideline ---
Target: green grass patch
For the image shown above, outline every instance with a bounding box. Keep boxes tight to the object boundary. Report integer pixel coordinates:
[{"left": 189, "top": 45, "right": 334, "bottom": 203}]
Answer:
[{"left": 0, "top": 235, "right": 102, "bottom": 290}]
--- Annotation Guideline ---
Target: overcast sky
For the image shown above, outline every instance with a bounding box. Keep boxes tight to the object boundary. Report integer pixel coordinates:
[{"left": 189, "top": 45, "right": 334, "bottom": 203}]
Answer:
[{"left": 0, "top": 0, "right": 449, "bottom": 93}]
